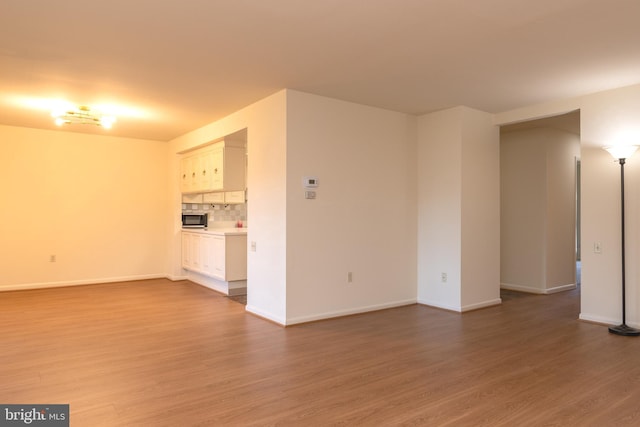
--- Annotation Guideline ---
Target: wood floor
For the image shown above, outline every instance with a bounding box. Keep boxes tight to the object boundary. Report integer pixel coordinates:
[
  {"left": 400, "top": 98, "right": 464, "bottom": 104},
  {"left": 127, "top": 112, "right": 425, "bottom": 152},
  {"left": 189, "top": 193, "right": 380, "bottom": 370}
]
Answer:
[{"left": 1, "top": 280, "right": 640, "bottom": 426}]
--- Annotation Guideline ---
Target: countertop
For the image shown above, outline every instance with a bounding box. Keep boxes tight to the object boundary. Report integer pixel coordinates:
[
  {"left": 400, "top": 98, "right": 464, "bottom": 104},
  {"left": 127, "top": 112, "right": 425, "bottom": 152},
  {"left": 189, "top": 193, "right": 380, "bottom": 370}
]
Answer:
[{"left": 182, "top": 227, "right": 247, "bottom": 236}]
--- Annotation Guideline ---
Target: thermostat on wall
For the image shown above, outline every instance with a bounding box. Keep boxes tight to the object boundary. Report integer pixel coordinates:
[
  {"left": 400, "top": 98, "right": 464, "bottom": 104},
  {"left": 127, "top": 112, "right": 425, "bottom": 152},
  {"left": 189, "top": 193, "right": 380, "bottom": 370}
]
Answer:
[{"left": 303, "top": 176, "right": 319, "bottom": 188}]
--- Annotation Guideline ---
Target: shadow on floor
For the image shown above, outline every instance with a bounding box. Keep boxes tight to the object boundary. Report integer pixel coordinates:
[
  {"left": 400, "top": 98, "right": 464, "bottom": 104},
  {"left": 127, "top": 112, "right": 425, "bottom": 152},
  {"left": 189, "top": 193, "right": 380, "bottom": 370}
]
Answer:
[{"left": 227, "top": 294, "right": 247, "bottom": 305}]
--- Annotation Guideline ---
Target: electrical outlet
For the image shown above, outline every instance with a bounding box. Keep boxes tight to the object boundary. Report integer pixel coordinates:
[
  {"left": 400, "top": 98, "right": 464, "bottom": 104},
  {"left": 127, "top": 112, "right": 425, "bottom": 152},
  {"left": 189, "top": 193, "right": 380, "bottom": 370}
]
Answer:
[
  {"left": 441, "top": 272, "right": 447, "bottom": 283},
  {"left": 594, "top": 242, "right": 602, "bottom": 254},
  {"left": 250, "top": 241, "right": 257, "bottom": 252}
]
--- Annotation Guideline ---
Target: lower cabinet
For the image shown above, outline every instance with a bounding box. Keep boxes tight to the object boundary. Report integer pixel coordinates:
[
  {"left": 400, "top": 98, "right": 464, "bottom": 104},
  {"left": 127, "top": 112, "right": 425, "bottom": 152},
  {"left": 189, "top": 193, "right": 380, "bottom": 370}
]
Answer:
[{"left": 182, "top": 231, "right": 247, "bottom": 282}]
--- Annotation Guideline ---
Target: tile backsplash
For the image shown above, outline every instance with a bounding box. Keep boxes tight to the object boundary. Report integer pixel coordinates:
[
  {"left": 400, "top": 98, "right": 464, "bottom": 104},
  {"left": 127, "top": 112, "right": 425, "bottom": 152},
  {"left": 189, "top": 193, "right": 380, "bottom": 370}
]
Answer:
[{"left": 182, "top": 203, "right": 247, "bottom": 224}]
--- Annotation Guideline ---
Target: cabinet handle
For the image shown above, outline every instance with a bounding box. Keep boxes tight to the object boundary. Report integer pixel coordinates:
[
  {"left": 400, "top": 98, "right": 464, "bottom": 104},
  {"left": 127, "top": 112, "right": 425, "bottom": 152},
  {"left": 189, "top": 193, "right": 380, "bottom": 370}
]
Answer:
[
  {"left": 214, "top": 168, "right": 218, "bottom": 174},
  {"left": 202, "top": 170, "right": 206, "bottom": 175},
  {"left": 182, "top": 174, "right": 186, "bottom": 179},
  {"left": 192, "top": 172, "right": 196, "bottom": 177}
]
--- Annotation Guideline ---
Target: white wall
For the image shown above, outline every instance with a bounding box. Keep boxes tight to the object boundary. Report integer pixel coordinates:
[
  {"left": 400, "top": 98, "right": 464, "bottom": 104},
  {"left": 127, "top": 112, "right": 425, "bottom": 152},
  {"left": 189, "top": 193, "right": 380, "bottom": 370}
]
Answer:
[
  {"left": 495, "top": 83, "right": 640, "bottom": 327},
  {"left": 500, "top": 131, "right": 547, "bottom": 291},
  {"left": 168, "top": 90, "right": 419, "bottom": 325},
  {"left": 579, "top": 85, "right": 640, "bottom": 326},
  {"left": 460, "top": 108, "right": 501, "bottom": 309},
  {"left": 0, "top": 125, "right": 169, "bottom": 289},
  {"left": 580, "top": 146, "right": 624, "bottom": 324},
  {"left": 417, "top": 106, "right": 500, "bottom": 312},
  {"left": 417, "top": 108, "right": 462, "bottom": 310},
  {"left": 168, "top": 91, "right": 288, "bottom": 324},
  {"left": 9, "top": 81, "right": 640, "bottom": 329},
  {"left": 500, "top": 127, "right": 580, "bottom": 294},
  {"left": 284, "top": 91, "right": 417, "bottom": 324}
]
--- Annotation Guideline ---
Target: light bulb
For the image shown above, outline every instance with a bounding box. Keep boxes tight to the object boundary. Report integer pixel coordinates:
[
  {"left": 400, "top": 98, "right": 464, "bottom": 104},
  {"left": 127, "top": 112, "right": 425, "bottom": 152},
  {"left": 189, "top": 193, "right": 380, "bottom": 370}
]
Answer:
[
  {"left": 100, "top": 116, "right": 116, "bottom": 129},
  {"left": 604, "top": 145, "right": 639, "bottom": 160}
]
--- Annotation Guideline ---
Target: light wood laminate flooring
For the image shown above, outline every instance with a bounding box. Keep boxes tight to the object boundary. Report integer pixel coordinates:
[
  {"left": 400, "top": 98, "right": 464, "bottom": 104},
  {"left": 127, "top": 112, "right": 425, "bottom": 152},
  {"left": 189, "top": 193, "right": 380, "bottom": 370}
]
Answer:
[{"left": 1, "top": 279, "right": 639, "bottom": 426}]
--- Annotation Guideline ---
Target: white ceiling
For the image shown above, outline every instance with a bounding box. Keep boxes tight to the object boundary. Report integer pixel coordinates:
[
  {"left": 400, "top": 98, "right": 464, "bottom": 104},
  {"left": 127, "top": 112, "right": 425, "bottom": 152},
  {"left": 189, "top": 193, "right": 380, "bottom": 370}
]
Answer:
[
  {"left": 501, "top": 110, "right": 580, "bottom": 134},
  {"left": 2, "top": 0, "right": 640, "bottom": 141}
]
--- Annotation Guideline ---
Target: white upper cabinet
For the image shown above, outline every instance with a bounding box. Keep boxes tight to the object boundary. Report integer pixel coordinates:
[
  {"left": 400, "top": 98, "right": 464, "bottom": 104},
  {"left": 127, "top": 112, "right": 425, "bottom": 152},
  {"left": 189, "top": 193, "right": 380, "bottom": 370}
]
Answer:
[
  {"left": 202, "top": 192, "right": 225, "bottom": 204},
  {"left": 180, "top": 140, "right": 246, "bottom": 194},
  {"left": 202, "top": 190, "right": 245, "bottom": 205},
  {"left": 180, "top": 154, "right": 195, "bottom": 193},
  {"left": 223, "top": 190, "right": 245, "bottom": 204}
]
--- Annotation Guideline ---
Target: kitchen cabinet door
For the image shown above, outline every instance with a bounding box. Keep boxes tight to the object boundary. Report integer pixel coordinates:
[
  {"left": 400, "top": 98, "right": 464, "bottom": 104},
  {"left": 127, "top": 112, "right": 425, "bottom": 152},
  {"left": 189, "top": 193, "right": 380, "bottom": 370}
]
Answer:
[
  {"left": 182, "top": 193, "right": 203, "bottom": 204},
  {"left": 224, "top": 190, "right": 245, "bottom": 204},
  {"left": 182, "top": 232, "right": 203, "bottom": 273},
  {"left": 200, "top": 234, "right": 214, "bottom": 275},
  {"left": 202, "top": 192, "right": 224, "bottom": 204},
  {"left": 210, "top": 147, "right": 224, "bottom": 191},
  {"left": 210, "top": 235, "right": 226, "bottom": 280},
  {"left": 181, "top": 232, "right": 192, "bottom": 269},
  {"left": 191, "top": 154, "right": 203, "bottom": 191},
  {"left": 199, "top": 149, "right": 215, "bottom": 190},
  {"left": 189, "top": 233, "right": 202, "bottom": 271},
  {"left": 180, "top": 155, "right": 193, "bottom": 193}
]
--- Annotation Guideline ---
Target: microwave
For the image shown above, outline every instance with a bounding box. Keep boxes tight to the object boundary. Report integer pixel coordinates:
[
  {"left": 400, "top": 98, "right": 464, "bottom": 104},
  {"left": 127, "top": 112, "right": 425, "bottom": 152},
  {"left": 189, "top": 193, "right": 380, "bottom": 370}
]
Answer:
[{"left": 182, "top": 213, "right": 208, "bottom": 228}]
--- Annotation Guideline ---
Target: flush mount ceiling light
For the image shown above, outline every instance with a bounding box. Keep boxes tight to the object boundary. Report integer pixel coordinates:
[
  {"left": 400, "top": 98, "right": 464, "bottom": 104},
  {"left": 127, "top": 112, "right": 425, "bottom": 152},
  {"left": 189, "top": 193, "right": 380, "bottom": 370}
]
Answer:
[{"left": 51, "top": 105, "right": 116, "bottom": 129}]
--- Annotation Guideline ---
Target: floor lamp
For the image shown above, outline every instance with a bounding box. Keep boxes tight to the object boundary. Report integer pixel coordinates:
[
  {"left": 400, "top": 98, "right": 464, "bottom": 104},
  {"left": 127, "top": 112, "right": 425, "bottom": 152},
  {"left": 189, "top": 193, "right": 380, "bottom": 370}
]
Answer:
[{"left": 604, "top": 145, "right": 640, "bottom": 336}]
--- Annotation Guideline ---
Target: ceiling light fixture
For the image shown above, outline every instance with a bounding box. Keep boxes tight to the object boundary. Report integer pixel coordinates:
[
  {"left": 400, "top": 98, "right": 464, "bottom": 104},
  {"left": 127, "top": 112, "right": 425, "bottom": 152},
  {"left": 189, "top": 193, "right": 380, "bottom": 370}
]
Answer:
[{"left": 51, "top": 105, "right": 116, "bottom": 129}]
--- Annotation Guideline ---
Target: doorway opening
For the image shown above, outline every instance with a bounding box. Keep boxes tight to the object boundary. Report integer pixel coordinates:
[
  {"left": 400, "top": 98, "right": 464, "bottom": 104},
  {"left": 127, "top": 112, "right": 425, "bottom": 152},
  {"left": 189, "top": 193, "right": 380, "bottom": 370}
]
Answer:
[{"left": 499, "top": 111, "right": 581, "bottom": 302}]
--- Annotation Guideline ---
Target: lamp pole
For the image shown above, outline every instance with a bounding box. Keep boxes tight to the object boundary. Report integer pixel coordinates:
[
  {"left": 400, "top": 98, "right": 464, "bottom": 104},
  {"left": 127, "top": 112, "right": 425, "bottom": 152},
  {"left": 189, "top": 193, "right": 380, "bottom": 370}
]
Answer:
[{"left": 604, "top": 145, "right": 640, "bottom": 336}]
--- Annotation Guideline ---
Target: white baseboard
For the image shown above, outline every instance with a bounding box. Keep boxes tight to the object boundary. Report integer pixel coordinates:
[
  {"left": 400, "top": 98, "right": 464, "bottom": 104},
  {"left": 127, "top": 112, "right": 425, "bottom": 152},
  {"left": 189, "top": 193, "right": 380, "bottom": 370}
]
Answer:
[
  {"left": 245, "top": 304, "right": 287, "bottom": 326},
  {"left": 0, "top": 274, "right": 167, "bottom": 292},
  {"left": 501, "top": 282, "right": 576, "bottom": 295},
  {"left": 545, "top": 284, "right": 577, "bottom": 294},
  {"left": 578, "top": 313, "right": 640, "bottom": 328},
  {"left": 500, "top": 283, "right": 545, "bottom": 294},
  {"left": 461, "top": 298, "right": 502, "bottom": 312},
  {"left": 579, "top": 313, "right": 616, "bottom": 326},
  {"left": 416, "top": 298, "right": 461, "bottom": 312},
  {"left": 167, "top": 274, "right": 189, "bottom": 281},
  {"left": 417, "top": 298, "right": 502, "bottom": 313},
  {"left": 282, "top": 298, "right": 417, "bottom": 326}
]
